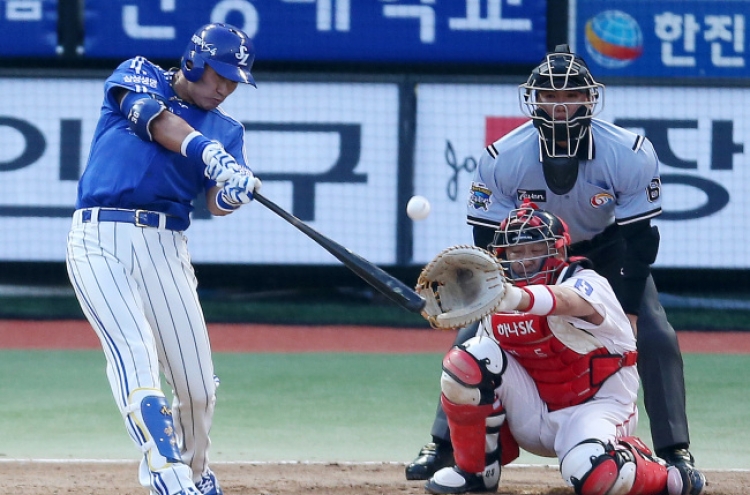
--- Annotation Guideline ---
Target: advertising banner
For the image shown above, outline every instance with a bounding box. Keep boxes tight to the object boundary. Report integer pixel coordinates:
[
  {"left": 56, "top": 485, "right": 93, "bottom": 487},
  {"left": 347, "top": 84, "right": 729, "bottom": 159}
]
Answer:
[
  {"left": 83, "top": 0, "right": 547, "bottom": 64},
  {"left": 0, "top": 78, "right": 400, "bottom": 263},
  {"left": 413, "top": 83, "right": 750, "bottom": 268},
  {"left": 0, "top": 0, "right": 57, "bottom": 56},
  {"left": 572, "top": 0, "right": 749, "bottom": 78},
  {"left": 3, "top": 77, "right": 749, "bottom": 268}
]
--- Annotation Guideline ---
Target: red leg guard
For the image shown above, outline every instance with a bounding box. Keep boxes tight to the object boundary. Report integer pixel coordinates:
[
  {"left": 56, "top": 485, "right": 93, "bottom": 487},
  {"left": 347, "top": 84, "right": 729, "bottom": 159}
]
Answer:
[
  {"left": 441, "top": 394, "right": 494, "bottom": 474},
  {"left": 579, "top": 454, "right": 620, "bottom": 495},
  {"left": 564, "top": 437, "right": 668, "bottom": 495},
  {"left": 618, "top": 437, "right": 668, "bottom": 495}
]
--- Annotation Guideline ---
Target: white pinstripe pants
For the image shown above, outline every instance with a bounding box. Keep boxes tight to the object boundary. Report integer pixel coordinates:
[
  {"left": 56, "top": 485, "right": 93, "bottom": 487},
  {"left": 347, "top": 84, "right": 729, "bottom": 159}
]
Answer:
[{"left": 66, "top": 208, "right": 217, "bottom": 482}]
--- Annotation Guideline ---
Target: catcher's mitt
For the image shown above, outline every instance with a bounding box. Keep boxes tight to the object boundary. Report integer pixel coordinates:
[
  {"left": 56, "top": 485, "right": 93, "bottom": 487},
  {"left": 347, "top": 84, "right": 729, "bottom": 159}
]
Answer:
[{"left": 415, "top": 245, "right": 510, "bottom": 329}]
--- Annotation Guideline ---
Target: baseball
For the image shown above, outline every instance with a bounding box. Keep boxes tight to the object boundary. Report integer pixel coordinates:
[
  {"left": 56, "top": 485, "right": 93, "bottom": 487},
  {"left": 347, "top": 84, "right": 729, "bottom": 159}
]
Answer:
[{"left": 407, "top": 195, "right": 431, "bottom": 220}]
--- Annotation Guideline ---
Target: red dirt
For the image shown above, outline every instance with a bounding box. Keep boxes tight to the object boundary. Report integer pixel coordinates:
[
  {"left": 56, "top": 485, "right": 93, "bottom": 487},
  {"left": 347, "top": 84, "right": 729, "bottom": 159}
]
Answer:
[{"left": 0, "top": 319, "right": 747, "bottom": 353}]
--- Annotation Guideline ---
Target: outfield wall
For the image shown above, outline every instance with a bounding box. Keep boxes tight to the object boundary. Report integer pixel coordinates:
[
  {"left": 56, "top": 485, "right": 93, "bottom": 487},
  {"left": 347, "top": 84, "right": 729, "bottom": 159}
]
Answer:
[{"left": 0, "top": 75, "right": 748, "bottom": 271}]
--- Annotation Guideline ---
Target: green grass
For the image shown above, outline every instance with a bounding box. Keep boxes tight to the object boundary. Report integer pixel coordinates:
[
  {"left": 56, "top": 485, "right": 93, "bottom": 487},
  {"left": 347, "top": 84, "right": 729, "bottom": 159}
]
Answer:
[{"left": 0, "top": 350, "right": 746, "bottom": 469}]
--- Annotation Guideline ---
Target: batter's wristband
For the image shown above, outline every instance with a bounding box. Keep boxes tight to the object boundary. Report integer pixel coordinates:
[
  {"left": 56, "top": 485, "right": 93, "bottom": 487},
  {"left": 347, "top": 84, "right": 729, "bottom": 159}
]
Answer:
[
  {"left": 521, "top": 285, "right": 556, "bottom": 316},
  {"left": 215, "top": 193, "right": 240, "bottom": 212},
  {"left": 181, "top": 131, "right": 211, "bottom": 163}
]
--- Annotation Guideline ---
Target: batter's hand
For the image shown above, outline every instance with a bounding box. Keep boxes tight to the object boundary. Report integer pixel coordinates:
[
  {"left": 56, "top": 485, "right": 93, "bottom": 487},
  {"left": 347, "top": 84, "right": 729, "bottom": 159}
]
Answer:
[
  {"left": 202, "top": 142, "right": 242, "bottom": 183},
  {"left": 218, "top": 172, "right": 262, "bottom": 208}
]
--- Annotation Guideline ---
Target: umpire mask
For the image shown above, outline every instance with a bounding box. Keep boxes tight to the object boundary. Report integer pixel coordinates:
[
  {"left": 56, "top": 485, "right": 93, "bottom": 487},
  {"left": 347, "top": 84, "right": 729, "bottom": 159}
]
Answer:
[{"left": 519, "top": 45, "right": 604, "bottom": 195}]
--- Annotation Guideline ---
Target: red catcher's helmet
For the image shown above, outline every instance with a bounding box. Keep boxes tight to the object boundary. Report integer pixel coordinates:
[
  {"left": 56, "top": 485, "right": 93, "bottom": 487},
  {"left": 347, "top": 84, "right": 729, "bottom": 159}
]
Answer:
[
  {"left": 489, "top": 201, "right": 571, "bottom": 286},
  {"left": 181, "top": 23, "right": 256, "bottom": 86}
]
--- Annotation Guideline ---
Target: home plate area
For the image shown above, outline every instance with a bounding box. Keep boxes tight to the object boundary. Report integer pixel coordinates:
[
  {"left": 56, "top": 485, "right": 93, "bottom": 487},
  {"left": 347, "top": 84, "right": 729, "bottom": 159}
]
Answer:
[{"left": 0, "top": 460, "right": 747, "bottom": 495}]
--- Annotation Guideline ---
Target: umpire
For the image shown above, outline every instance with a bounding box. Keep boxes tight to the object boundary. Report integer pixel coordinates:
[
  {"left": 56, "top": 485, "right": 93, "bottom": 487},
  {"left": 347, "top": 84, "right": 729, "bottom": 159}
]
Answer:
[{"left": 405, "top": 45, "right": 705, "bottom": 495}]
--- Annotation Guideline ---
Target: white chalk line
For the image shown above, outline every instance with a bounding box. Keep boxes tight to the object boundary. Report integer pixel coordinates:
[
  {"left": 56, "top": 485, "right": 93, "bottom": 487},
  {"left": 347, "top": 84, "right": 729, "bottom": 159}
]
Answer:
[{"left": 0, "top": 458, "right": 747, "bottom": 473}]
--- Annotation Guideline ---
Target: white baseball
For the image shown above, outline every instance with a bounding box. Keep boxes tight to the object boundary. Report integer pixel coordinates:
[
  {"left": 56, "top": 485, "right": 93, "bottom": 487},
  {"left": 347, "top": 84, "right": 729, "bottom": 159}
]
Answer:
[{"left": 407, "top": 195, "right": 431, "bottom": 220}]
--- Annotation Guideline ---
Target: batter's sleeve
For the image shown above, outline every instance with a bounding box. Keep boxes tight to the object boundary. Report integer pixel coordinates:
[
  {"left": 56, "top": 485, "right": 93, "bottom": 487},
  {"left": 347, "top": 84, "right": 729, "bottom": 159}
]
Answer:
[
  {"left": 222, "top": 124, "right": 250, "bottom": 169},
  {"left": 104, "top": 58, "right": 168, "bottom": 108}
]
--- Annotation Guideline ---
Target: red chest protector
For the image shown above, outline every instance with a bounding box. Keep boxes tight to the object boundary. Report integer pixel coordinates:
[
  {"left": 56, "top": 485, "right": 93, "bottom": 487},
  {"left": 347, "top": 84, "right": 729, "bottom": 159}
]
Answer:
[{"left": 489, "top": 312, "right": 637, "bottom": 411}]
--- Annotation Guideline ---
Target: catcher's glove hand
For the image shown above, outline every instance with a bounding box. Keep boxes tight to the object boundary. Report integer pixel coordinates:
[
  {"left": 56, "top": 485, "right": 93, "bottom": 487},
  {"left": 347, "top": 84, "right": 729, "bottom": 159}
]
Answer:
[{"left": 415, "top": 245, "right": 517, "bottom": 329}]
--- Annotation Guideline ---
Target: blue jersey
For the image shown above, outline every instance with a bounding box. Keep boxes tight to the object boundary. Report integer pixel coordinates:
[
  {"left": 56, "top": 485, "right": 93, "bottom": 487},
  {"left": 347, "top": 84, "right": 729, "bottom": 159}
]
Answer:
[
  {"left": 76, "top": 56, "right": 249, "bottom": 229},
  {"left": 467, "top": 120, "right": 662, "bottom": 244}
]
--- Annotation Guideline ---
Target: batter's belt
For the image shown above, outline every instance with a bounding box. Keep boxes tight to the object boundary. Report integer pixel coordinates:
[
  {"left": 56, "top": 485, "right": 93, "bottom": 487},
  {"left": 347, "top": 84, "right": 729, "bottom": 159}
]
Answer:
[{"left": 80, "top": 208, "right": 185, "bottom": 231}]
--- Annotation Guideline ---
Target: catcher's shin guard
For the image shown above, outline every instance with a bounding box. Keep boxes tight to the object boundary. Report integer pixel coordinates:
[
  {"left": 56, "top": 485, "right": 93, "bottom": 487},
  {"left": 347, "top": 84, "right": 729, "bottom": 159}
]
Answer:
[
  {"left": 441, "top": 396, "right": 501, "bottom": 476},
  {"left": 427, "top": 397, "right": 503, "bottom": 494},
  {"left": 561, "top": 437, "right": 668, "bottom": 495},
  {"left": 125, "top": 388, "right": 199, "bottom": 495}
]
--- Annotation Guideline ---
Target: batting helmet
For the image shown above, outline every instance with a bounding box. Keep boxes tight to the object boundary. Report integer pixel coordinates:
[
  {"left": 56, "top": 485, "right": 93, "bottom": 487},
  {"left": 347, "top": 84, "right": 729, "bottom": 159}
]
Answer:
[
  {"left": 181, "top": 23, "right": 256, "bottom": 86},
  {"left": 518, "top": 44, "right": 603, "bottom": 158},
  {"left": 489, "top": 201, "right": 571, "bottom": 286}
]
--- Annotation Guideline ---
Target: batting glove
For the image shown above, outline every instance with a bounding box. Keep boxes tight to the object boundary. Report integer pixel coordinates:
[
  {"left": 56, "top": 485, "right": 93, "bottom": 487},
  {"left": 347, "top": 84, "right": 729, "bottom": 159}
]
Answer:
[
  {"left": 202, "top": 142, "right": 242, "bottom": 184},
  {"left": 215, "top": 172, "right": 262, "bottom": 212}
]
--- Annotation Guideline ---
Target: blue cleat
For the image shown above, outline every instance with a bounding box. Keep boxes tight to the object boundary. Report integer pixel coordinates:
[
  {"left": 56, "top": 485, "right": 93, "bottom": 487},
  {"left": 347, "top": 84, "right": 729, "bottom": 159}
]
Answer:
[{"left": 195, "top": 469, "right": 223, "bottom": 495}]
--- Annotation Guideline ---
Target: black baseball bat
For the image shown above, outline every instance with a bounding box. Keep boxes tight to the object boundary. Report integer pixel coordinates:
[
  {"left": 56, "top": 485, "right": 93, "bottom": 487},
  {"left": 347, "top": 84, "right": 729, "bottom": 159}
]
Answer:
[{"left": 253, "top": 192, "right": 426, "bottom": 314}]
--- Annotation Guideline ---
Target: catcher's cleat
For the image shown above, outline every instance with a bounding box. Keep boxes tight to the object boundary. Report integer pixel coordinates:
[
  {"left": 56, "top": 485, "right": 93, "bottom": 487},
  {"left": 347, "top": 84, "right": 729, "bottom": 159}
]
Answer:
[
  {"left": 405, "top": 442, "right": 455, "bottom": 481},
  {"left": 195, "top": 469, "right": 223, "bottom": 495},
  {"left": 425, "top": 465, "right": 499, "bottom": 494},
  {"left": 661, "top": 449, "right": 706, "bottom": 495}
]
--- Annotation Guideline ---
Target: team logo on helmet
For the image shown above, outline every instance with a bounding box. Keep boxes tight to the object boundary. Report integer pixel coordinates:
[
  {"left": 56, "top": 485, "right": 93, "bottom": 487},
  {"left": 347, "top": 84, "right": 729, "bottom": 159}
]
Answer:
[
  {"left": 235, "top": 45, "right": 251, "bottom": 67},
  {"left": 191, "top": 34, "right": 217, "bottom": 56},
  {"left": 590, "top": 192, "right": 614, "bottom": 208}
]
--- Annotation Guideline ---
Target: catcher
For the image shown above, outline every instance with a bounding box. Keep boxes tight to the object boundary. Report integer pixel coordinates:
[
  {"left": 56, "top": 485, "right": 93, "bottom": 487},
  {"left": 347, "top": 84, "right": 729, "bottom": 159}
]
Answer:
[{"left": 414, "top": 203, "right": 703, "bottom": 495}]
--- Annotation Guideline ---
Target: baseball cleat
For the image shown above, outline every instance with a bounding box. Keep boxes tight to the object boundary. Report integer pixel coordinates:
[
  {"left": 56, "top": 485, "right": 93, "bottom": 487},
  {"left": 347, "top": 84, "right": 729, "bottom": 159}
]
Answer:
[
  {"left": 195, "top": 469, "right": 224, "bottom": 495},
  {"left": 661, "top": 448, "right": 706, "bottom": 495},
  {"left": 425, "top": 466, "right": 499, "bottom": 494},
  {"left": 405, "top": 441, "right": 455, "bottom": 481}
]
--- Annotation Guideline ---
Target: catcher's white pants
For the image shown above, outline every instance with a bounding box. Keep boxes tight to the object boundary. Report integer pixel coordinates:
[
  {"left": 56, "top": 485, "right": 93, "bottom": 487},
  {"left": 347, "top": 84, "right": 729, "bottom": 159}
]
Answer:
[
  {"left": 497, "top": 353, "right": 638, "bottom": 460},
  {"left": 66, "top": 208, "right": 217, "bottom": 483}
]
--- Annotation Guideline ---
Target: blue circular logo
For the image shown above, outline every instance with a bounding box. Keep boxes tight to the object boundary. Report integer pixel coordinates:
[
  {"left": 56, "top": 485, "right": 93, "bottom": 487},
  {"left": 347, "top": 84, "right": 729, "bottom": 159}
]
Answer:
[{"left": 584, "top": 10, "right": 643, "bottom": 69}]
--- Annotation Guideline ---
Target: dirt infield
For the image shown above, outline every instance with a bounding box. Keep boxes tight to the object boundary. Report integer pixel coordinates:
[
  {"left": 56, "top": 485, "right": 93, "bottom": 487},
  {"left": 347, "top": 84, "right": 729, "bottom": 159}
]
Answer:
[{"left": 1, "top": 461, "right": 746, "bottom": 495}]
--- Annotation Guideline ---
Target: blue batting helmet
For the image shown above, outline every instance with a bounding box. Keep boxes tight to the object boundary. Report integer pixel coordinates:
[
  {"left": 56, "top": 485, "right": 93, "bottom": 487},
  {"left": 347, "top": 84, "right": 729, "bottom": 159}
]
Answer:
[{"left": 181, "top": 23, "right": 256, "bottom": 86}]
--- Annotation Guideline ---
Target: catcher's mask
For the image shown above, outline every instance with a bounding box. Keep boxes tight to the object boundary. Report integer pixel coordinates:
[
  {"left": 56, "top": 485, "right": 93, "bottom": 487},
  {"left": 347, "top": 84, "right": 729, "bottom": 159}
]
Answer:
[
  {"left": 490, "top": 202, "right": 571, "bottom": 286},
  {"left": 519, "top": 45, "right": 604, "bottom": 194}
]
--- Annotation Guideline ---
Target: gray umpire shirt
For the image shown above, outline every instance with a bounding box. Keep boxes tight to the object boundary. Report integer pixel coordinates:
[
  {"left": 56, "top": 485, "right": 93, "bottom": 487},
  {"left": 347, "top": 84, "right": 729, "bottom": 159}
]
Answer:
[{"left": 467, "top": 119, "right": 662, "bottom": 244}]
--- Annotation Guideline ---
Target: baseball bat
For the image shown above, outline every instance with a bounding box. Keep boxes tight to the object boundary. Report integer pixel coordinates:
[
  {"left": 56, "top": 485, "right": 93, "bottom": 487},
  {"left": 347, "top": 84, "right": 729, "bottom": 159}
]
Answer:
[{"left": 253, "top": 192, "right": 426, "bottom": 314}]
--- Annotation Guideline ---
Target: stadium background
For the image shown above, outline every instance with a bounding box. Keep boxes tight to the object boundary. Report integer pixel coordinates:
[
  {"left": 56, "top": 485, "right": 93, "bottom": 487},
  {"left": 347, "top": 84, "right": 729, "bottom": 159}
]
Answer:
[
  {"left": 1, "top": 0, "right": 749, "bottom": 328},
  {"left": 0, "top": 1, "right": 749, "bottom": 489}
]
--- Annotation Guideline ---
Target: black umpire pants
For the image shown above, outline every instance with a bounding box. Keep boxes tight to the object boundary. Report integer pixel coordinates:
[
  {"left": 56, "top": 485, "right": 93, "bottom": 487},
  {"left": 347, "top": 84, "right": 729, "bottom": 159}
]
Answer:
[{"left": 428, "top": 238, "right": 690, "bottom": 453}]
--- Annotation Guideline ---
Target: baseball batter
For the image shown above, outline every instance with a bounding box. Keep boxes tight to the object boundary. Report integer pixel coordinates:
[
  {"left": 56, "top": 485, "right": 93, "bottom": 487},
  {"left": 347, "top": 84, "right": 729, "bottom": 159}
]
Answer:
[
  {"left": 65, "top": 23, "right": 260, "bottom": 495},
  {"left": 424, "top": 205, "right": 692, "bottom": 495},
  {"left": 406, "top": 45, "right": 705, "bottom": 495}
]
